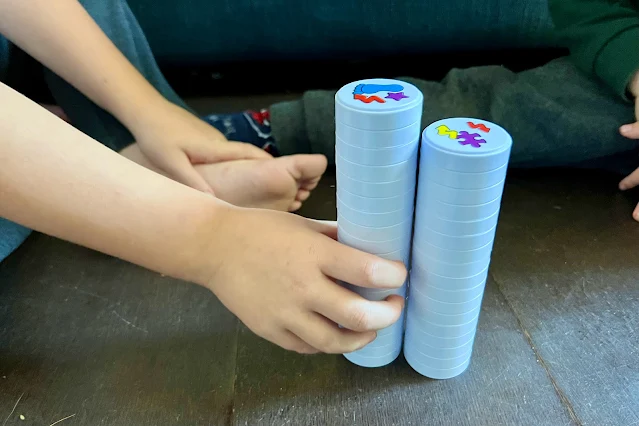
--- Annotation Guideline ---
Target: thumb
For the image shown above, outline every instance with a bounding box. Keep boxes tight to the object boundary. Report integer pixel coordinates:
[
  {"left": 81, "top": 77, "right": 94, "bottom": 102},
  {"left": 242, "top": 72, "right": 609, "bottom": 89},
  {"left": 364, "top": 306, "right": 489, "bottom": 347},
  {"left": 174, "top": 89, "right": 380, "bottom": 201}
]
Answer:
[
  {"left": 619, "top": 167, "right": 639, "bottom": 191},
  {"left": 633, "top": 202, "right": 639, "bottom": 223},
  {"left": 620, "top": 98, "right": 639, "bottom": 138},
  {"left": 155, "top": 149, "right": 215, "bottom": 195},
  {"left": 202, "top": 141, "right": 273, "bottom": 162},
  {"left": 619, "top": 122, "right": 639, "bottom": 139}
]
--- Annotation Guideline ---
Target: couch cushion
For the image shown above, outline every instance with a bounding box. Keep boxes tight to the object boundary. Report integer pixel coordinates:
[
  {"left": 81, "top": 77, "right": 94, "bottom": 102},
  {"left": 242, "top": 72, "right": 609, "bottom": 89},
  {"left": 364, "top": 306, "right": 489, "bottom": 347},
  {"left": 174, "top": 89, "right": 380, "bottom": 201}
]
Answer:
[{"left": 129, "top": 0, "right": 557, "bottom": 64}]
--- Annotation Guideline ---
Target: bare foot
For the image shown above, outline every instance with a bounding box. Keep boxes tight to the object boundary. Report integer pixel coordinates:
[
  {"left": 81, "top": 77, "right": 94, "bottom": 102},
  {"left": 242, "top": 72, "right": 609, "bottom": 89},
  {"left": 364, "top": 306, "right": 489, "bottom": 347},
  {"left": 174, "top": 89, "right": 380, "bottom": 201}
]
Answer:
[
  {"left": 120, "top": 143, "right": 327, "bottom": 211},
  {"left": 197, "top": 155, "right": 327, "bottom": 211}
]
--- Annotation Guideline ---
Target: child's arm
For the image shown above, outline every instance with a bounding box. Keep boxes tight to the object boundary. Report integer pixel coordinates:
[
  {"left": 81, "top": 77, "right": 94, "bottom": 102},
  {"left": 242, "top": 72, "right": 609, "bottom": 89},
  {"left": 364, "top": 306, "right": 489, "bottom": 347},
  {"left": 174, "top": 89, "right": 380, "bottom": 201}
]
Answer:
[
  {"left": 0, "top": 0, "right": 269, "bottom": 194},
  {"left": 0, "top": 82, "right": 406, "bottom": 354},
  {"left": 549, "top": 0, "right": 639, "bottom": 101}
]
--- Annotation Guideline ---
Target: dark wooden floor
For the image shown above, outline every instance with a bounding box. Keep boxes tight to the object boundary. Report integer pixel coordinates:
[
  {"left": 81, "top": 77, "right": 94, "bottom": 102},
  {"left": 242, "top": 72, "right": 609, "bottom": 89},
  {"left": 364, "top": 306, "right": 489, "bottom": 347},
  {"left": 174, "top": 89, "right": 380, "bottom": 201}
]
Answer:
[{"left": 1, "top": 166, "right": 638, "bottom": 426}]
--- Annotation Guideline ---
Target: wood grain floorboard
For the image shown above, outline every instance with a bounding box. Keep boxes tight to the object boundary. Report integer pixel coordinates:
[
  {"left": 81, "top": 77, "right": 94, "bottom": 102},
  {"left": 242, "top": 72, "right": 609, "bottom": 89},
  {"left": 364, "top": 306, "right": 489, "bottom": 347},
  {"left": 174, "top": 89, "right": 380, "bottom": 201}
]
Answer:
[
  {"left": 0, "top": 236, "right": 238, "bottom": 425},
  {"left": 490, "top": 169, "right": 639, "bottom": 426}
]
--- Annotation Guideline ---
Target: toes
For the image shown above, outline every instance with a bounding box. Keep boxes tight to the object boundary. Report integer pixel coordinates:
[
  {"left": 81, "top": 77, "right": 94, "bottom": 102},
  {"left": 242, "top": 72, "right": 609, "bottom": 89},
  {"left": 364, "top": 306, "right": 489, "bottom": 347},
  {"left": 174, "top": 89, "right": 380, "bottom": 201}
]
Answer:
[
  {"left": 299, "top": 173, "right": 324, "bottom": 191},
  {"left": 300, "top": 179, "right": 320, "bottom": 191},
  {"left": 288, "top": 154, "right": 328, "bottom": 182},
  {"left": 296, "top": 189, "right": 311, "bottom": 202},
  {"left": 289, "top": 201, "right": 303, "bottom": 212}
]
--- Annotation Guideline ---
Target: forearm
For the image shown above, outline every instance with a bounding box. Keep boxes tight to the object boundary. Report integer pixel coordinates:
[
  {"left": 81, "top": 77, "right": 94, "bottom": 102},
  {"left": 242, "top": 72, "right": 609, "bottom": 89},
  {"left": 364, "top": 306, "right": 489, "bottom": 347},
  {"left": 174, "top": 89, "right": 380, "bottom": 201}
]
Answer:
[
  {"left": 0, "top": 82, "right": 220, "bottom": 284},
  {"left": 0, "top": 0, "right": 164, "bottom": 129}
]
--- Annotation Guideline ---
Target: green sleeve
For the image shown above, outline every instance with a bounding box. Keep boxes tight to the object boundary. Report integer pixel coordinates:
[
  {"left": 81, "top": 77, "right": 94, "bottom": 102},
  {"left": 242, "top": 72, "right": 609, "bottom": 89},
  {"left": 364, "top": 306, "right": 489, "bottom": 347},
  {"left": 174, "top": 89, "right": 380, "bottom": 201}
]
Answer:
[{"left": 549, "top": 0, "right": 639, "bottom": 100}]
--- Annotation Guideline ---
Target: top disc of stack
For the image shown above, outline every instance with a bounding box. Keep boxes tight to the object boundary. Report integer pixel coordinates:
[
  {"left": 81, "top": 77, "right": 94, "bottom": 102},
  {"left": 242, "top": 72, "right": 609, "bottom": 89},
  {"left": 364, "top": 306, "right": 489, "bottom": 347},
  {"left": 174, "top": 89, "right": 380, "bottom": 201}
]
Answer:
[
  {"left": 335, "top": 78, "right": 424, "bottom": 131},
  {"left": 421, "top": 117, "right": 512, "bottom": 172}
]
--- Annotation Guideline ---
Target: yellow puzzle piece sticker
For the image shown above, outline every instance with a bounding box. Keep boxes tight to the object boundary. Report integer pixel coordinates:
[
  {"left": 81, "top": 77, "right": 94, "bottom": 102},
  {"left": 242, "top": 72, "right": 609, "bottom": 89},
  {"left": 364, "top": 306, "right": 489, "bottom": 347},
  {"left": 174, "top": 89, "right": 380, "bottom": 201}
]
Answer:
[{"left": 436, "top": 125, "right": 458, "bottom": 139}]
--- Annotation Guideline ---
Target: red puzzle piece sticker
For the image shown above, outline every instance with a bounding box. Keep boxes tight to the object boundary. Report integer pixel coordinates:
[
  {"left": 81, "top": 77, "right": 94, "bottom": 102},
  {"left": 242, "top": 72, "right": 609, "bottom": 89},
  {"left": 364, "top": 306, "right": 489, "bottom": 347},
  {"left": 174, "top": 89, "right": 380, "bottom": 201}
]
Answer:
[
  {"left": 467, "top": 121, "right": 490, "bottom": 133},
  {"left": 354, "top": 94, "right": 386, "bottom": 104}
]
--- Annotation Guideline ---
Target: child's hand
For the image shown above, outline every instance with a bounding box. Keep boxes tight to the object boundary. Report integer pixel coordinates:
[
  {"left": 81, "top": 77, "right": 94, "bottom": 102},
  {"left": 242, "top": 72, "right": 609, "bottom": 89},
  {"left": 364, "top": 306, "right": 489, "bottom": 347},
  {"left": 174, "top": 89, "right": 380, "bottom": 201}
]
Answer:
[
  {"left": 201, "top": 207, "right": 407, "bottom": 354},
  {"left": 131, "top": 100, "right": 272, "bottom": 194},
  {"left": 619, "top": 70, "right": 639, "bottom": 139},
  {"left": 618, "top": 71, "right": 639, "bottom": 221},
  {"left": 618, "top": 159, "right": 639, "bottom": 221},
  {"left": 618, "top": 166, "right": 639, "bottom": 221}
]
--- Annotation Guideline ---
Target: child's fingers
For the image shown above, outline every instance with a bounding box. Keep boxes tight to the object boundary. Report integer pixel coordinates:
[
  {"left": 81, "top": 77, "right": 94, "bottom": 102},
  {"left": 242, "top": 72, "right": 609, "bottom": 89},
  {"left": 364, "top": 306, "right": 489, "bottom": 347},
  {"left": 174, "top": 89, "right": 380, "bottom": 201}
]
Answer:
[
  {"left": 274, "top": 330, "right": 320, "bottom": 354},
  {"left": 319, "top": 239, "right": 407, "bottom": 289},
  {"left": 189, "top": 140, "right": 271, "bottom": 164},
  {"left": 311, "top": 282, "right": 405, "bottom": 332},
  {"left": 619, "top": 167, "right": 639, "bottom": 191},
  {"left": 252, "top": 324, "right": 319, "bottom": 354},
  {"left": 218, "top": 141, "right": 273, "bottom": 160},
  {"left": 287, "top": 312, "right": 377, "bottom": 354},
  {"left": 154, "top": 149, "right": 215, "bottom": 195},
  {"left": 632, "top": 203, "right": 639, "bottom": 223},
  {"left": 619, "top": 122, "right": 639, "bottom": 139}
]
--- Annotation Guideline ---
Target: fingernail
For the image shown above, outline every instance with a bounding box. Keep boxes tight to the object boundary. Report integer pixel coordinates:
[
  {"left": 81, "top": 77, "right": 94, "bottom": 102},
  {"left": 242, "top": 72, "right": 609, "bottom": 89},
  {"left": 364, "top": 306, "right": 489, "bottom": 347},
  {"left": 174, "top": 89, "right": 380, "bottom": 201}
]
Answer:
[
  {"left": 621, "top": 125, "right": 632, "bottom": 134},
  {"left": 619, "top": 182, "right": 627, "bottom": 190},
  {"left": 373, "top": 262, "right": 406, "bottom": 287}
]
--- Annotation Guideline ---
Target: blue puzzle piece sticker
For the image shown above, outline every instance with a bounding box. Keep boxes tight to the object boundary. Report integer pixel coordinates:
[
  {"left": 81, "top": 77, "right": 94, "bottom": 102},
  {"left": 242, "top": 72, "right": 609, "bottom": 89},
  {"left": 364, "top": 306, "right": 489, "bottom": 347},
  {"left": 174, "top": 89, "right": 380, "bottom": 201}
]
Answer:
[{"left": 353, "top": 84, "right": 404, "bottom": 95}]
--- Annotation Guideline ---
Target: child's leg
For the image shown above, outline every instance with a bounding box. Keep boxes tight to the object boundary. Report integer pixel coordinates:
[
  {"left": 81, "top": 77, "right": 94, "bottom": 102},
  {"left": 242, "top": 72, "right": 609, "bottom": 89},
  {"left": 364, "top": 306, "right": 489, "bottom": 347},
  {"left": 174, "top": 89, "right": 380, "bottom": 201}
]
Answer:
[
  {"left": 268, "top": 58, "right": 636, "bottom": 172},
  {"left": 42, "top": 0, "right": 192, "bottom": 152}
]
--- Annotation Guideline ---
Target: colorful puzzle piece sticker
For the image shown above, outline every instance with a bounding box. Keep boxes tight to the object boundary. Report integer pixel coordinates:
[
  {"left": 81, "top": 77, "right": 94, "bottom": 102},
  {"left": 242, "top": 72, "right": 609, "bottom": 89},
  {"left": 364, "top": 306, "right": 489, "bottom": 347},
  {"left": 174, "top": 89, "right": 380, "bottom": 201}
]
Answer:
[
  {"left": 353, "top": 84, "right": 409, "bottom": 104},
  {"left": 467, "top": 121, "right": 491, "bottom": 133},
  {"left": 436, "top": 124, "right": 489, "bottom": 148},
  {"left": 457, "top": 131, "right": 487, "bottom": 148},
  {"left": 354, "top": 94, "right": 385, "bottom": 104},
  {"left": 353, "top": 84, "right": 404, "bottom": 94},
  {"left": 386, "top": 92, "right": 409, "bottom": 101},
  {"left": 436, "top": 125, "right": 458, "bottom": 139}
]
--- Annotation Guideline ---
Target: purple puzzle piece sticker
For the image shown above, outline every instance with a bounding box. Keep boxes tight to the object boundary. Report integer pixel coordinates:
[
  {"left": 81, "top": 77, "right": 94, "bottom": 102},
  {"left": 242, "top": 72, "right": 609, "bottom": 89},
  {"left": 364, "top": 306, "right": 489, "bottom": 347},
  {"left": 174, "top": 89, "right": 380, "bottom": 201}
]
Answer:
[
  {"left": 385, "top": 92, "right": 409, "bottom": 101},
  {"left": 457, "top": 131, "right": 486, "bottom": 148}
]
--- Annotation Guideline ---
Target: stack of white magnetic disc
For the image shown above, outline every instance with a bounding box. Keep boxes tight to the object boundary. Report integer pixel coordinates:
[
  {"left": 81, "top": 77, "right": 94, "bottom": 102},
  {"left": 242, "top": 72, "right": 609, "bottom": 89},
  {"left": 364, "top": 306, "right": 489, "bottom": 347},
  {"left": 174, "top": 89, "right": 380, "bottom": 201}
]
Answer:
[
  {"left": 404, "top": 117, "right": 512, "bottom": 379},
  {"left": 335, "top": 78, "right": 423, "bottom": 368}
]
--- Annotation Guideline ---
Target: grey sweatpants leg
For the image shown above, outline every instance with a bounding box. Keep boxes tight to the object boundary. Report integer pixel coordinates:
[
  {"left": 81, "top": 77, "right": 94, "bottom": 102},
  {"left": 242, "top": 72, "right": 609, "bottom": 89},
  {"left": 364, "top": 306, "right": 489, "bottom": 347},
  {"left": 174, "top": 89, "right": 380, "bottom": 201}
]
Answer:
[
  {"left": 271, "top": 58, "right": 636, "bottom": 173},
  {"left": 43, "top": 0, "right": 191, "bottom": 152}
]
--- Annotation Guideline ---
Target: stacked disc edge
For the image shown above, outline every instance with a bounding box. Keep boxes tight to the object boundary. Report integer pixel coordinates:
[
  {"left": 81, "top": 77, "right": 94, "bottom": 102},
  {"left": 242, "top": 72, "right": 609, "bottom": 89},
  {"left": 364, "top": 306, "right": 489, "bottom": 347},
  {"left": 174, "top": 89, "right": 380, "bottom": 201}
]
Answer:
[
  {"left": 404, "top": 117, "right": 512, "bottom": 379},
  {"left": 335, "top": 78, "right": 423, "bottom": 368}
]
